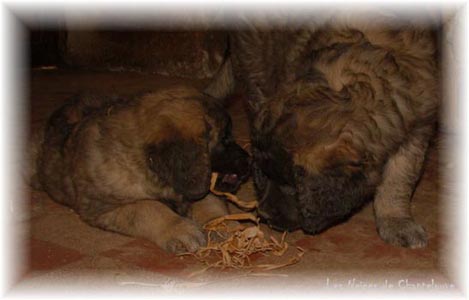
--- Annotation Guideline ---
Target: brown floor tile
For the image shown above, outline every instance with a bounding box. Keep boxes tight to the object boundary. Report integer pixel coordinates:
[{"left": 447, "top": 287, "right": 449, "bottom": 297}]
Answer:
[
  {"left": 18, "top": 69, "right": 451, "bottom": 291},
  {"left": 100, "top": 239, "right": 190, "bottom": 276},
  {"left": 28, "top": 238, "right": 85, "bottom": 271}
]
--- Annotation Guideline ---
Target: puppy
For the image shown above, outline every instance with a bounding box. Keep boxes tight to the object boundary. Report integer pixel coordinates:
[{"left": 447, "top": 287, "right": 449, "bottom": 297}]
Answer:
[
  {"left": 31, "top": 86, "right": 250, "bottom": 253},
  {"left": 205, "top": 14, "right": 439, "bottom": 248}
]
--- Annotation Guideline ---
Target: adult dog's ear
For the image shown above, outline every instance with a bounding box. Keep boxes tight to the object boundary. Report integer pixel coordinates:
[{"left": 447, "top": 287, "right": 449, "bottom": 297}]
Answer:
[{"left": 295, "top": 169, "right": 371, "bottom": 235}]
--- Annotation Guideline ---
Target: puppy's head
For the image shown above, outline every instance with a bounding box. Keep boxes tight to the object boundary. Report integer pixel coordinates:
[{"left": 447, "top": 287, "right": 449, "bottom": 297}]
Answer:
[
  {"left": 252, "top": 81, "right": 378, "bottom": 234},
  {"left": 143, "top": 87, "right": 250, "bottom": 200},
  {"left": 203, "top": 98, "right": 251, "bottom": 193},
  {"left": 147, "top": 136, "right": 211, "bottom": 200}
]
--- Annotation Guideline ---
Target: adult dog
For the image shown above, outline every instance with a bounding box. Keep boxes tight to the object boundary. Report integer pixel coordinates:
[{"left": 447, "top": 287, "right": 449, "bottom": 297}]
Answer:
[
  {"left": 205, "top": 13, "right": 439, "bottom": 248},
  {"left": 31, "top": 86, "right": 250, "bottom": 253}
]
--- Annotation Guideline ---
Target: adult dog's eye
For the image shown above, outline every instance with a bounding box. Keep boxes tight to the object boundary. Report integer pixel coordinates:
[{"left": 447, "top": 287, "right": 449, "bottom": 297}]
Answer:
[
  {"left": 328, "top": 157, "right": 363, "bottom": 169},
  {"left": 345, "top": 160, "right": 363, "bottom": 172}
]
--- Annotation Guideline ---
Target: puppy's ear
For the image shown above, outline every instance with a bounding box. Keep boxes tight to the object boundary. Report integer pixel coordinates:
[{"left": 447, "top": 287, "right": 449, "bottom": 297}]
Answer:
[
  {"left": 146, "top": 139, "right": 211, "bottom": 199},
  {"left": 146, "top": 142, "right": 174, "bottom": 183}
]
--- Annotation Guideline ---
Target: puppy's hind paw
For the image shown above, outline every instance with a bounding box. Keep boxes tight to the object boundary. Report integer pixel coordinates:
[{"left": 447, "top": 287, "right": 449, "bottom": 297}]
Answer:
[{"left": 377, "top": 217, "right": 428, "bottom": 249}]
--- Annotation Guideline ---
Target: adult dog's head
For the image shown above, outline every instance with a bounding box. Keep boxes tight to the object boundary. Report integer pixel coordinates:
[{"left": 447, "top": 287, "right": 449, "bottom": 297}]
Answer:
[
  {"left": 142, "top": 87, "right": 250, "bottom": 201},
  {"left": 251, "top": 78, "right": 382, "bottom": 234},
  {"left": 227, "top": 25, "right": 435, "bottom": 235}
]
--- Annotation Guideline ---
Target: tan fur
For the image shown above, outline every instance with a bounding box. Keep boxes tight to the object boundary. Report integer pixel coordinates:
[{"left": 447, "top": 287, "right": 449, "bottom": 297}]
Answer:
[
  {"left": 34, "top": 86, "right": 230, "bottom": 253},
  {"left": 207, "top": 13, "right": 440, "bottom": 247}
]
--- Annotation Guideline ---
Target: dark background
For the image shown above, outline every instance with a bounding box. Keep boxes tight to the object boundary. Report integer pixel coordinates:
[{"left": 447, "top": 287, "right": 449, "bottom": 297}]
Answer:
[{"left": 29, "top": 28, "right": 227, "bottom": 79}]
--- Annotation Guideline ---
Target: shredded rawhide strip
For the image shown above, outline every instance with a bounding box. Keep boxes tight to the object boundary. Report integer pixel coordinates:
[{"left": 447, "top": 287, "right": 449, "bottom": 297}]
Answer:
[
  {"left": 182, "top": 214, "right": 304, "bottom": 276},
  {"left": 180, "top": 175, "right": 304, "bottom": 276}
]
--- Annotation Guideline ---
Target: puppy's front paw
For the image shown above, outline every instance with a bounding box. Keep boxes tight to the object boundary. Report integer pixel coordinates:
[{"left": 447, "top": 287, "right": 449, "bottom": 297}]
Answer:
[
  {"left": 163, "top": 218, "right": 207, "bottom": 254},
  {"left": 377, "top": 217, "right": 428, "bottom": 249}
]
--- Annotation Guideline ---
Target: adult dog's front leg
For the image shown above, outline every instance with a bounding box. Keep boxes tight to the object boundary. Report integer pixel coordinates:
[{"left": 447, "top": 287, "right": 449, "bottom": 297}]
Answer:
[
  {"left": 373, "top": 127, "right": 433, "bottom": 248},
  {"left": 93, "top": 200, "right": 206, "bottom": 253}
]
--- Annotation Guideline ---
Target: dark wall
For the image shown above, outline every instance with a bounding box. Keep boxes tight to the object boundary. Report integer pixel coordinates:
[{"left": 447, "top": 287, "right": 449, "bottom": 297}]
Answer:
[
  {"left": 30, "top": 30, "right": 65, "bottom": 67},
  {"left": 30, "top": 29, "right": 227, "bottom": 79}
]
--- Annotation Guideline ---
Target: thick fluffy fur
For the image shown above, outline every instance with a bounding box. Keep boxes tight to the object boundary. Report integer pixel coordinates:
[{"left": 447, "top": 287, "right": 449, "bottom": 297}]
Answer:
[
  {"left": 32, "top": 86, "right": 250, "bottom": 253},
  {"left": 206, "top": 15, "right": 439, "bottom": 248}
]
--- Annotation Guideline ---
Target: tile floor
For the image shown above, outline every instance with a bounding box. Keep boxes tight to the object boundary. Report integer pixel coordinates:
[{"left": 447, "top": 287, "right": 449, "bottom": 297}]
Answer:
[{"left": 5, "top": 69, "right": 460, "bottom": 296}]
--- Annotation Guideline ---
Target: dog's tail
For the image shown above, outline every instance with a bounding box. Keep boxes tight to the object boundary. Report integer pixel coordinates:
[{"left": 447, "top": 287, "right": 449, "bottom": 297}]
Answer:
[
  {"left": 203, "top": 36, "right": 235, "bottom": 102},
  {"left": 25, "top": 123, "right": 46, "bottom": 190},
  {"left": 204, "top": 58, "right": 235, "bottom": 101}
]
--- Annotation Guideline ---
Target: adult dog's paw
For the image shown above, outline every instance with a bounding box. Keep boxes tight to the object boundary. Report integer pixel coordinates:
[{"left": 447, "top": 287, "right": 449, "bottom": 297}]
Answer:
[{"left": 377, "top": 217, "right": 428, "bottom": 249}]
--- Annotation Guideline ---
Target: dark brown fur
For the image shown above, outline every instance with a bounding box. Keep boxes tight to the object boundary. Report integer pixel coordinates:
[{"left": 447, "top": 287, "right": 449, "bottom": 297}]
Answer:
[
  {"left": 32, "top": 86, "right": 250, "bottom": 253},
  {"left": 206, "top": 15, "right": 439, "bottom": 248}
]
